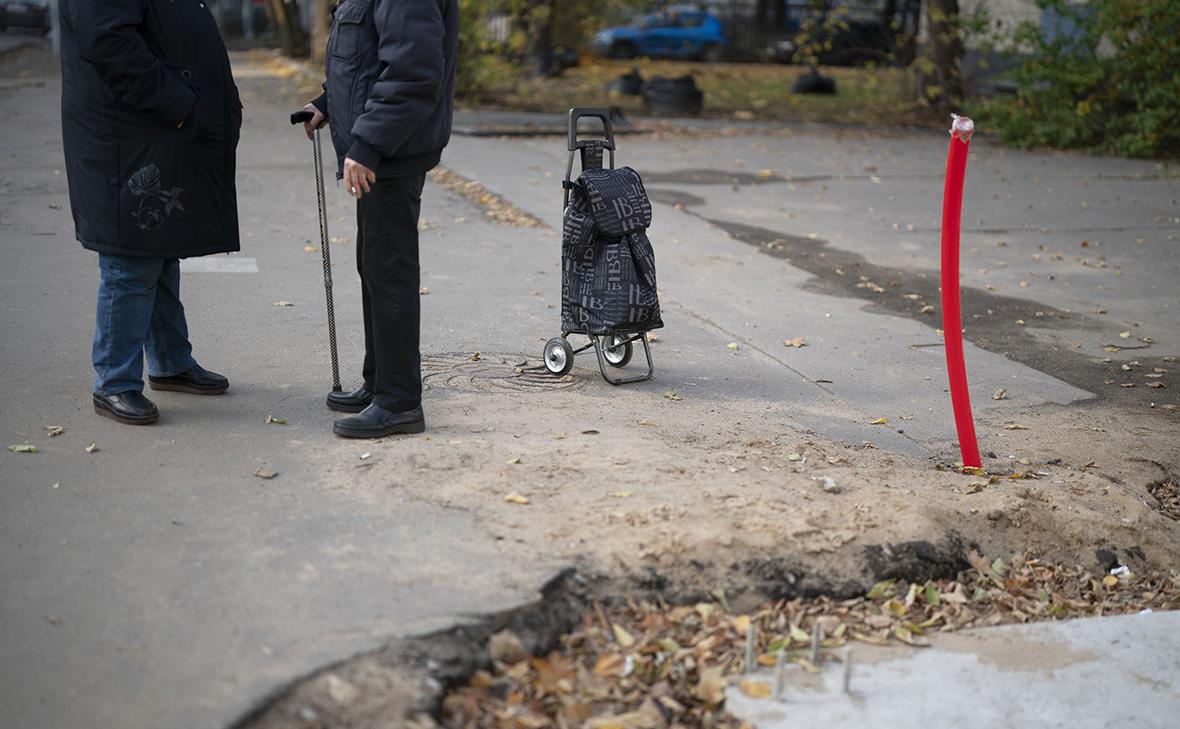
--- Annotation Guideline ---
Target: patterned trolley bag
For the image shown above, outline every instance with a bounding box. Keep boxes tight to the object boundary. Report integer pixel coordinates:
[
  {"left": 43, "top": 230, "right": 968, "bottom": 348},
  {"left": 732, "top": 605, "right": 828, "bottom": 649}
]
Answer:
[
  {"left": 542, "top": 108, "right": 659, "bottom": 385},
  {"left": 562, "top": 156, "right": 663, "bottom": 335}
]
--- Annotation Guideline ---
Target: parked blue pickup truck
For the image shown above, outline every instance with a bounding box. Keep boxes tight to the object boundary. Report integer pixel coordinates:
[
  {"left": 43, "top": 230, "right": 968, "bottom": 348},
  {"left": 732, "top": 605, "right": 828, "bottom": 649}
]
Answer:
[{"left": 592, "top": 9, "right": 728, "bottom": 62}]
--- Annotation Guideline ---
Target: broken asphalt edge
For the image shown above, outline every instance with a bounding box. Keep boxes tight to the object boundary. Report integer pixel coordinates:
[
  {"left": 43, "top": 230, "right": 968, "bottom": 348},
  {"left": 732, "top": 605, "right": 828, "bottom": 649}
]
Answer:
[{"left": 227, "top": 537, "right": 983, "bottom": 728}]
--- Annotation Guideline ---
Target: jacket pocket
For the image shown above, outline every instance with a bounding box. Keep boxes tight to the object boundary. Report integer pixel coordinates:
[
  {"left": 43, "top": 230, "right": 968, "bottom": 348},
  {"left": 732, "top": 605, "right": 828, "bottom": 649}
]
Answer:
[{"left": 328, "top": 1, "right": 375, "bottom": 62}]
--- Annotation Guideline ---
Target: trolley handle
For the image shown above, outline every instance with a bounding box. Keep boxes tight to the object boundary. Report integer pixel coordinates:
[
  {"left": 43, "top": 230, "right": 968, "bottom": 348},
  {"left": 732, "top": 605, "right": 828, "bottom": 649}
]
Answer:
[{"left": 568, "top": 107, "right": 615, "bottom": 152}]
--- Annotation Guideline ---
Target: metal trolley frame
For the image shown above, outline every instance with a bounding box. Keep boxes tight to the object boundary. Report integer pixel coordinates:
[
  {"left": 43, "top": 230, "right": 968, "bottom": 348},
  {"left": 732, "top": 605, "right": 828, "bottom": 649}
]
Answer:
[{"left": 542, "top": 107, "right": 655, "bottom": 386}]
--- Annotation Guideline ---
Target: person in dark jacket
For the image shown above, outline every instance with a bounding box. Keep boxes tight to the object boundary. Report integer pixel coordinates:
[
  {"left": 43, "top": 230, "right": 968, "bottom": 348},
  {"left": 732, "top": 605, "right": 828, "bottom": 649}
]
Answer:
[
  {"left": 300, "top": 0, "right": 457, "bottom": 438},
  {"left": 60, "top": 0, "right": 243, "bottom": 425}
]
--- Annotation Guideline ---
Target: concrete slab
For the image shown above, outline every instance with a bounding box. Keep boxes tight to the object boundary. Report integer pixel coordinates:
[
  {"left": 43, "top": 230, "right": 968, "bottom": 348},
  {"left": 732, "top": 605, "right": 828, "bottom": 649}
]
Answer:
[
  {"left": 180, "top": 256, "right": 260, "bottom": 273},
  {"left": 727, "top": 611, "right": 1180, "bottom": 729}
]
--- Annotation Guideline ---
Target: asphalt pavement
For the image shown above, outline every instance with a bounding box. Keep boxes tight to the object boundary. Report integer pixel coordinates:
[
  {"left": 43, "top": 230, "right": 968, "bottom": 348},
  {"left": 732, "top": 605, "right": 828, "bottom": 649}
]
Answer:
[
  {"left": 0, "top": 45, "right": 560, "bottom": 729},
  {"left": 1, "top": 41, "right": 1177, "bottom": 729}
]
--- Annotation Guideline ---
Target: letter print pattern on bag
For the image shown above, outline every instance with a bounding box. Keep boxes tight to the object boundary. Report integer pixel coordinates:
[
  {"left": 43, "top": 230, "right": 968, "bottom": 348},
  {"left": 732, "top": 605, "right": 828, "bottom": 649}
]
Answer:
[{"left": 561, "top": 166, "right": 661, "bottom": 335}]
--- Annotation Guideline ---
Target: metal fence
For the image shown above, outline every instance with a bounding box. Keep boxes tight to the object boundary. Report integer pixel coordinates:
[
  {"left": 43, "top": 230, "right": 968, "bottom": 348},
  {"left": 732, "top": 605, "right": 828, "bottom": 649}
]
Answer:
[{"left": 694, "top": 0, "right": 922, "bottom": 62}]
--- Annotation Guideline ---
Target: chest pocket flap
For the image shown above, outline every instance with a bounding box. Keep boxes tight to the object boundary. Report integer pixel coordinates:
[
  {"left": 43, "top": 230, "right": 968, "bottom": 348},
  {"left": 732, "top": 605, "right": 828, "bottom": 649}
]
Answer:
[{"left": 329, "top": 0, "right": 375, "bottom": 61}]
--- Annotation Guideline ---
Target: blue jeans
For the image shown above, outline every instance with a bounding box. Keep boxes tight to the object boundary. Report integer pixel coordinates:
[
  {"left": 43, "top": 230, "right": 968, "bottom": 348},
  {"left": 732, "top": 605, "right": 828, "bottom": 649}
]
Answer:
[{"left": 93, "top": 255, "right": 196, "bottom": 395}]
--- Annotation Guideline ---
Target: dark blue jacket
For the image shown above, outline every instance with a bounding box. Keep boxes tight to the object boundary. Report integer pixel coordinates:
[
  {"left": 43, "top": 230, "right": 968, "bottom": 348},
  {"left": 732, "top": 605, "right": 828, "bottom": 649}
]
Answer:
[
  {"left": 313, "top": 0, "right": 457, "bottom": 179},
  {"left": 59, "top": 0, "right": 241, "bottom": 258}
]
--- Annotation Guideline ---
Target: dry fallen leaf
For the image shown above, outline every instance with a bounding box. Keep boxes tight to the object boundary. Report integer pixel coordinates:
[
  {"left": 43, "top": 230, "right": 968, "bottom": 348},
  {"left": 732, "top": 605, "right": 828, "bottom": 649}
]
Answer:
[
  {"left": 870, "top": 418, "right": 888, "bottom": 425},
  {"left": 695, "top": 666, "right": 726, "bottom": 705},
  {"left": 8, "top": 444, "right": 37, "bottom": 454},
  {"left": 1119, "top": 331, "right": 1131, "bottom": 339},
  {"left": 738, "top": 678, "right": 772, "bottom": 699},
  {"left": 303, "top": 244, "right": 317, "bottom": 253},
  {"left": 272, "top": 301, "right": 294, "bottom": 307},
  {"left": 783, "top": 337, "right": 808, "bottom": 348},
  {"left": 504, "top": 491, "right": 530, "bottom": 505},
  {"left": 253, "top": 468, "right": 278, "bottom": 479},
  {"left": 726, "top": 342, "right": 740, "bottom": 351},
  {"left": 612, "top": 624, "right": 635, "bottom": 648},
  {"left": 45, "top": 425, "right": 65, "bottom": 437},
  {"left": 993, "top": 388, "right": 1008, "bottom": 401},
  {"left": 731, "top": 608, "right": 750, "bottom": 632},
  {"left": 264, "top": 415, "right": 287, "bottom": 425},
  {"left": 663, "top": 391, "right": 683, "bottom": 401},
  {"left": 85, "top": 443, "right": 99, "bottom": 453},
  {"left": 419, "top": 287, "right": 430, "bottom": 295},
  {"left": 1004, "top": 423, "right": 1030, "bottom": 430},
  {"left": 488, "top": 630, "right": 527, "bottom": 665},
  {"left": 506, "top": 457, "right": 522, "bottom": 465},
  {"left": 1147, "top": 382, "right": 1166, "bottom": 389},
  {"left": 592, "top": 653, "right": 626, "bottom": 677}
]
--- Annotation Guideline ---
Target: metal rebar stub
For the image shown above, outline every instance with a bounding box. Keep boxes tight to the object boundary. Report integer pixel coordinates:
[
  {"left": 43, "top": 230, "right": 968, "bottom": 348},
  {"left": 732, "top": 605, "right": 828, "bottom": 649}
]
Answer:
[
  {"left": 744, "top": 624, "right": 756, "bottom": 675},
  {"left": 950, "top": 113, "right": 975, "bottom": 143},
  {"left": 842, "top": 647, "right": 854, "bottom": 695},
  {"left": 809, "top": 622, "right": 821, "bottom": 665},
  {"left": 773, "top": 646, "right": 787, "bottom": 701}
]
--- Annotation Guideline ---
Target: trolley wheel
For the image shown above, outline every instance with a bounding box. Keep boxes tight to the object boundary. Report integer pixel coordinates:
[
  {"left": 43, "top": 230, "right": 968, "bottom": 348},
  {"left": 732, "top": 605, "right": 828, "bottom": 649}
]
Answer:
[
  {"left": 601, "top": 335, "right": 634, "bottom": 368},
  {"left": 543, "top": 337, "right": 575, "bottom": 376}
]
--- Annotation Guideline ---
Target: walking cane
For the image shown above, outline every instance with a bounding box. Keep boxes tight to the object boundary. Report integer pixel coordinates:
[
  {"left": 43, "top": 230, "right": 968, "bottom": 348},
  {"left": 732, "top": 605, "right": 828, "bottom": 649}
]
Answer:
[{"left": 290, "top": 110, "right": 342, "bottom": 392}]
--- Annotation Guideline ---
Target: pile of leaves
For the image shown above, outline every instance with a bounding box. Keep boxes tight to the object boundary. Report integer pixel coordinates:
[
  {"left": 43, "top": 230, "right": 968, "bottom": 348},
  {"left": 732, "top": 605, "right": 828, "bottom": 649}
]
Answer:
[
  {"left": 440, "top": 556, "right": 1179, "bottom": 728},
  {"left": 1148, "top": 478, "right": 1180, "bottom": 521}
]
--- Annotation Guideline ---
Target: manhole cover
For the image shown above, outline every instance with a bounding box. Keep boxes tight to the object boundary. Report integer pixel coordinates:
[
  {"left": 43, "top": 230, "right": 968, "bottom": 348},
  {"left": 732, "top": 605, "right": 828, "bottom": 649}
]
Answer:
[
  {"left": 422, "top": 353, "right": 583, "bottom": 394},
  {"left": 1147, "top": 478, "right": 1180, "bottom": 521}
]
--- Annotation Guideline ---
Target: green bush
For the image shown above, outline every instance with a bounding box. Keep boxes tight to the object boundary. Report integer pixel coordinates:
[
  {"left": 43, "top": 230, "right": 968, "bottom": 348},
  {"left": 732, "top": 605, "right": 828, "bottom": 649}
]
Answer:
[
  {"left": 979, "top": 0, "right": 1180, "bottom": 158},
  {"left": 455, "top": 0, "right": 514, "bottom": 101}
]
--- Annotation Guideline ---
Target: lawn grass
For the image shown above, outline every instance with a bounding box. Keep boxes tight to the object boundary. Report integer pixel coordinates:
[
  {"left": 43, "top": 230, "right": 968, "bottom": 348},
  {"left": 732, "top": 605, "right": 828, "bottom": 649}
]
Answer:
[{"left": 465, "top": 56, "right": 942, "bottom": 127}]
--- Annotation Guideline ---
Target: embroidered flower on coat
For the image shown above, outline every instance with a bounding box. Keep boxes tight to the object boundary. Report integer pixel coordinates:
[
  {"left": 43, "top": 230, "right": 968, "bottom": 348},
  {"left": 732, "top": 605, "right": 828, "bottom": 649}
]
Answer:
[{"left": 128, "top": 164, "right": 185, "bottom": 230}]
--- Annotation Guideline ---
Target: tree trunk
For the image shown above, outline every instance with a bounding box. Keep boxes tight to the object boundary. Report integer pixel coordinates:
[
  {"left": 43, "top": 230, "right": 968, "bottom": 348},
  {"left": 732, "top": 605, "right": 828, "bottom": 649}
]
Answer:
[
  {"left": 921, "top": 0, "right": 964, "bottom": 110},
  {"left": 311, "top": 0, "right": 331, "bottom": 65},
  {"left": 266, "top": 0, "right": 308, "bottom": 57}
]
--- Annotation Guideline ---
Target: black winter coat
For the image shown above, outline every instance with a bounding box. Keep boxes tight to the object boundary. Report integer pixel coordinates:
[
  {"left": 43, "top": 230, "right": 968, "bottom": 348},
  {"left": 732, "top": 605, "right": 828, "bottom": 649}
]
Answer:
[
  {"left": 312, "top": 0, "right": 457, "bottom": 179},
  {"left": 60, "top": 0, "right": 242, "bottom": 259}
]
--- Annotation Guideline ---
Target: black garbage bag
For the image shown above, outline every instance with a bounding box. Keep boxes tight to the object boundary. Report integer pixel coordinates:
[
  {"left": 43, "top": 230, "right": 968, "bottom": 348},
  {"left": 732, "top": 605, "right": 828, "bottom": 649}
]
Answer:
[
  {"left": 642, "top": 75, "right": 703, "bottom": 116},
  {"left": 793, "top": 68, "right": 837, "bottom": 95},
  {"left": 607, "top": 67, "right": 645, "bottom": 96},
  {"left": 561, "top": 165, "right": 662, "bottom": 335}
]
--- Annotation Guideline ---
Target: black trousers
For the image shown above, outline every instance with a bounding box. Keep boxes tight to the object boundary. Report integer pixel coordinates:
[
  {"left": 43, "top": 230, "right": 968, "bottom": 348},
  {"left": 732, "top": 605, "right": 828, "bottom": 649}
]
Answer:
[{"left": 355, "top": 172, "right": 426, "bottom": 411}]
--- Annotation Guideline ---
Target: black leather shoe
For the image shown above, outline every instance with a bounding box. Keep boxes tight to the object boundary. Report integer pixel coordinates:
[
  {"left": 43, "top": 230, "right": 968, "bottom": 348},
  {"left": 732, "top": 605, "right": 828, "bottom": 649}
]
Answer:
[
  {"left": 326, "top": 385, "right": 373, "bottom": 413},
  {"left": 333, "top": 404, "right": 425, "bottom": 439},
  {"left": 93, "top": 391, "right": 159, "bottom": 425},
  {"left": 148, "top": 364, "right": 229, "bottom": 395}
]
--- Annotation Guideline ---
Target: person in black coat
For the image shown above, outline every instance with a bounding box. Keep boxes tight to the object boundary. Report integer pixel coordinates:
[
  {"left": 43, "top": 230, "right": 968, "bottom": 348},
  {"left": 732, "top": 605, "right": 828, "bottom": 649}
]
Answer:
[
  {"left": 299, "top": 0, "right": 458, "bottom": 438},
  {"left": 59, "top": 0, "right": 242, "bottom": 425}
]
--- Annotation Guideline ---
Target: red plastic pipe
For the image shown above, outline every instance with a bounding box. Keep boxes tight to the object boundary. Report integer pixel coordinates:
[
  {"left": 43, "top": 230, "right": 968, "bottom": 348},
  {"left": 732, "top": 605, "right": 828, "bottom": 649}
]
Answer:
[{"left": 939, "top": 115, "right": 982, "bottom": 469}]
